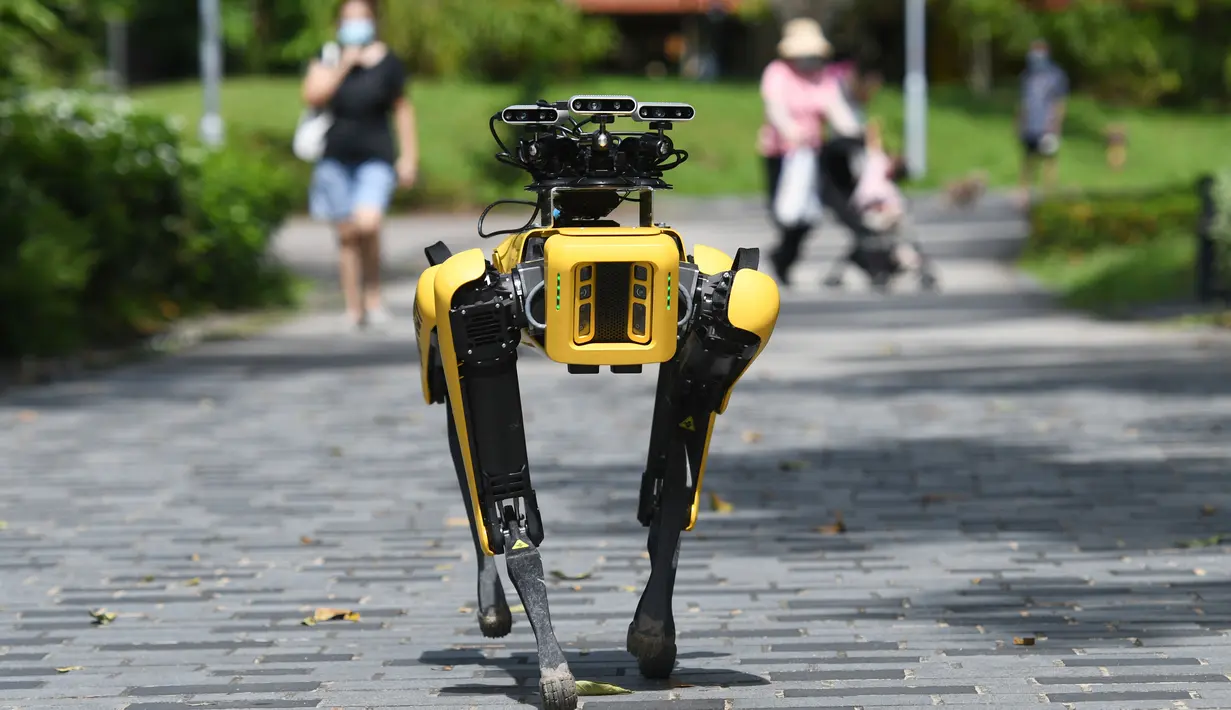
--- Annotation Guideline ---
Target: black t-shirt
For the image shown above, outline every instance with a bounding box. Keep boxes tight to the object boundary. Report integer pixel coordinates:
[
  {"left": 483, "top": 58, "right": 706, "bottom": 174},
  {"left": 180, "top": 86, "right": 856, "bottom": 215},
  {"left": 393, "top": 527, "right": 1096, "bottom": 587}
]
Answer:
[{"left": 319, "top": 47, "right": 407, "bottom": 165}]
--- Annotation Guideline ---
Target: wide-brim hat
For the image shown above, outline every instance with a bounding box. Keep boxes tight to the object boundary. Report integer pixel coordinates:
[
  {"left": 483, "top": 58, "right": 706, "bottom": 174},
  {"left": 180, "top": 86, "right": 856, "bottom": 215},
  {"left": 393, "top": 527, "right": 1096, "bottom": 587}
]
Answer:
[{"left": 778, "top": 17, "right": 832, "bottom": 59}]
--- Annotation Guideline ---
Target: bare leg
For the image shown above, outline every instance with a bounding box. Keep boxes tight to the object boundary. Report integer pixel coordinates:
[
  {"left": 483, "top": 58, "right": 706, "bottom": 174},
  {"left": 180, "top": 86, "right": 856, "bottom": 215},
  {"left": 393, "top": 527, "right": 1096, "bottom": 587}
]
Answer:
[
  {"left": 336, "top": 222, "right": 364, "bottom": 325},
  {"left": 446, "top": 402, "right": 512, "bottom": 637},
  {"left": 352, "top": 207, "right": 386, "bottom": 316}
]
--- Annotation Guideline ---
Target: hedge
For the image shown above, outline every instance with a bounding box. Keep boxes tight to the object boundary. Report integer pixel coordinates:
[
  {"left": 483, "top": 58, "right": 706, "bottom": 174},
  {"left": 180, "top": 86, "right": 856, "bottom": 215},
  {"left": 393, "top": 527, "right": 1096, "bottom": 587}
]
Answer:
[
  {"left": 0, "top": 90, "right": 299, "bottom": 359},
  {"left": 1026, "top": 185, "right": 1201, "bottom": 257}
]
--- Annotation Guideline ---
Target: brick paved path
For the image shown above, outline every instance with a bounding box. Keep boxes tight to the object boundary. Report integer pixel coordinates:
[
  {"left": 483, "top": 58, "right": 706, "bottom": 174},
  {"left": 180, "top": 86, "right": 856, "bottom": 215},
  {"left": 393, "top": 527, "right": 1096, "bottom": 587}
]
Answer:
[{"left": 4, "top": 195, "right": 1231, "bottom": 709}]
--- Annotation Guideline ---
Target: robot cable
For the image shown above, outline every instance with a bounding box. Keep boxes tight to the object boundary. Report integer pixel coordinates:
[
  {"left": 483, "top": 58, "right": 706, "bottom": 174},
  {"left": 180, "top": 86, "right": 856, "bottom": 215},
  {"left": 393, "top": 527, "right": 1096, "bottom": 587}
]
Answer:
[{"left": 477, "top": 199, "right": 540, "bottom": 240}]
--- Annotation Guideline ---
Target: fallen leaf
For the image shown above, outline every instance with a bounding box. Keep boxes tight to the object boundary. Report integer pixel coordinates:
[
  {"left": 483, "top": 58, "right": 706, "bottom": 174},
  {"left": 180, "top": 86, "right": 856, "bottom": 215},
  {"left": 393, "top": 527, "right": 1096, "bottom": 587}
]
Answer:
[
  {"left": 777, "top": 459, "right": 809, "bottom": 471},
  {"left": 441, "top": 665, "right": 453, "bottom": 671},
  {"left": 312, "top": 607, "right": 360, "bottom": 622},
  {"left": 457, "top": 606, "right": 474, "bottom": 614},
  {"left": 709, "top": 492, "right": 734, "bottom": 513},
  {"left": 301, "top": 617, "right": 316, "bottom": 626},
  {"left": 300, "top": 536, "right": 316, "bottom": 545},
  {"left": 509, "top": 604, "right": 525, "bottom": 614},
  {"left": 1013, "top": 636, "right": 1035, "bottom": 646},
  {"left": 1176, "top": 534, "right": 1227, "bottom": 549},
  {"left": 1202, "top": 505, "right": 1217, "bottom": 517},
  {"left": 140, "top": 575, "right": 155, "bottom": 583},
  {"left": 741, "top": 430, "right": 762, "bottom": 444},
  {"left": 619, "top": 585, "right": 638, "bottom": 593},
  {"left": 189, "top": 553, "right": 200, "bottom": 562},
  {"left": 1194, "top": 568, "right": 1208, "bottom": 577},
  {"left": 575, "top": 680, "right": 633, "bottom": 696},
  {"left": 184, "top": 577, "right": 200, "bottom": 587},
  {"left": 445, "top": 517, "right": 469, "bottom": 528},
  {"left": 550, "top": 570, "right": 592, "bottom": 581},
  {"left": 17, "top": 410, "right": 38, "bottom": 423},
  {"left": 89, "top": 609, "right": 117, "bottom": 626},
  {"left": 328, "top": 446, "right": 343, "bottom": 457},
  {"left": 55, "top": 666, "right": 83, "bottom": 673},
  {"left": 816, "top": 511, "right": 846, "bottom": 535}
]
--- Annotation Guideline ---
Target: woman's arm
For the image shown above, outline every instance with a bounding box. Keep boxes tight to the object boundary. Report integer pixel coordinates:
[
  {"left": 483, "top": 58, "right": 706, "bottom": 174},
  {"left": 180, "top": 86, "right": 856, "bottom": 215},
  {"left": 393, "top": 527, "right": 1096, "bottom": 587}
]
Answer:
[
  {"left": 301, "top": 50, "right": 358, "bottom": 108},
  {"left": 761, "top": 62, "right": 802, "bottom": 146},
  {"left": 393, "top": 96, "right": 419, "bottom": 186}
]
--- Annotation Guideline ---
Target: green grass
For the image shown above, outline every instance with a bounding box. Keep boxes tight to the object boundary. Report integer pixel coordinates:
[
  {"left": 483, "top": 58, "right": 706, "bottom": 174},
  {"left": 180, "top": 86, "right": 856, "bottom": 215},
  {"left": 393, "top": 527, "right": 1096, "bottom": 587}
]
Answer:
[
  {"left": 131, "top": 75, "right": 1231, "bottom": 208},
  {"left": 1020, "top": 234, "right": 1197, "bottom": 315}
]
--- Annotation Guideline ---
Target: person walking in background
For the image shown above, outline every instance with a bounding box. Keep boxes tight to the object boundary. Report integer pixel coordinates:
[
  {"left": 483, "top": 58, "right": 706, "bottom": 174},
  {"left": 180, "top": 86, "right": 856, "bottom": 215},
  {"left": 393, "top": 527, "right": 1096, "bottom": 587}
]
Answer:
[
  {"left": 1016, "top": 39, "right": 1068, "bottom": 207},
  {"left": 759, "top": 17, "right": 844, "bottom": 286},
  {"left": 301, "top": 0, "right": 418, "bottom": 330}
]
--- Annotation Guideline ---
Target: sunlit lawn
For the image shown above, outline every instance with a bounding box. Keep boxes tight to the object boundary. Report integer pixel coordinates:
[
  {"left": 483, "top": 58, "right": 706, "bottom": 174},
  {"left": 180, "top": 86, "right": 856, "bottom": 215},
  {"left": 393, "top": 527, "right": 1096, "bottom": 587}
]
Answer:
[{"left": 133, "top": 75, "right": 1231, "bottom": 206}]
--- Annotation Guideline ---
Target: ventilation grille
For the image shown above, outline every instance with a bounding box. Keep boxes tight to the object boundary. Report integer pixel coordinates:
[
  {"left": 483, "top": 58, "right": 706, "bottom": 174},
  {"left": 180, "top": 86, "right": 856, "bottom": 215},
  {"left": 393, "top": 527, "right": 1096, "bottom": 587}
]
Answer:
[
  {"left": 464, "top": 311, "right": 503, "bottom": 346},
  {"left": 594, "top": 262, "right": 631, "bottom": 343}
]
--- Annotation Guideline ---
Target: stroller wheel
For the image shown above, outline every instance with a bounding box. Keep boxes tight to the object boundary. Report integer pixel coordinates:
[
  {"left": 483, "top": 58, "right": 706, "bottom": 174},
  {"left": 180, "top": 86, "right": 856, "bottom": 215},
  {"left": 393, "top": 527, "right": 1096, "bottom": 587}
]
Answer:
[
  {"left": 920, "top": 272, "right": 940, "bottom": 292},
  {"left": 869, "top": 271, "right": 893, "bottom": 293},
  {"left": 823, "top": 274, "right": 844, "bottom": 290}
]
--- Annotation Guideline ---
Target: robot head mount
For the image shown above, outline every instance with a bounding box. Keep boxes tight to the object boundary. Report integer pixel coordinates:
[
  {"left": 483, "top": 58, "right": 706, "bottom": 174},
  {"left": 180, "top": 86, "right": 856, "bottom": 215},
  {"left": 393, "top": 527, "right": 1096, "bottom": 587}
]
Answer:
[
  {"left": 479, "top": 96, "right": 696, "bottom": 238},
  {"left": 490, "top": 95, "right": 694, "bottom": 192}
]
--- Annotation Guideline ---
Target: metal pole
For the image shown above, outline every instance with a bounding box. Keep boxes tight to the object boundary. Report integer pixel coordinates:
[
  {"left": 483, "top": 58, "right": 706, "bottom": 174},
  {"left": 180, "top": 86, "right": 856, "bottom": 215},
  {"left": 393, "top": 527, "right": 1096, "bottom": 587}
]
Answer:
[
  {"left": 105, "top": 18, "right": 127, "bottom": 91},
  {"left": 904, "top": 0, "right": 927, "bottom": 177},
  {"left": 198, "top": 0, "right": 225, "bottom": 146}
]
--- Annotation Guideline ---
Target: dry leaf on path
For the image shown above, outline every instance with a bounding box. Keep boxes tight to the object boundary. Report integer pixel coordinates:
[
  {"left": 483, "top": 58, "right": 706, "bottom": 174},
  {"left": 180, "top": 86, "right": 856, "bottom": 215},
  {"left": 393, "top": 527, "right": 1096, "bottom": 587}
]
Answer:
[
  {"left": 1176, "top": 534, "right": 1227, "bottom": 549},
  {"left": 778, "top": 459, "right": 809, "bottom": 471},
  {"left": 17, "top": 410, "right": 38, "bottom": 423},
  {"left": 328, "top": 446, "right": 343, "bottom": 457},
  {"left": 312, "top": 608, "right": 361, "bottom": 622},
  {"left": 89, "top": 609, "right": 117, "bottom": 626},
  {"left": 140, "top": 575, "right": 155, "bottom": 583},
  {"left": 549, "top": 570, "right": 593, "bottom": 581},
  {"left": 55, "top": 666, "right": 83, "bottom": 673},
  {"left": 575, "top": 680, "right": 633, "bottom": 696},
  {"left": 445, "top": 517, "right": 469, "bottom": 528},
  {"left": 1202, "top": 505, "right": 1217, "bottom": 517},
  {"left": 1013, "top": 637, "right": 1035, "bottom": 646},
  {"left": 741, "top": 430, "right": 762, "bottom": 444},
  {"left": 300, "top": 536, "right": 317, "bottom": 545},
  {"left": 709, "top": 492, "right": 734, "bottom": 513},
  {"left": 509, "top": 604, "right": 525, "bottom": 614},
  {"left": 816, "top": 511, "right": 846, "bottom": 535},
  {"left": 184, "top": 578, "right": 200, "bottom": 587}
]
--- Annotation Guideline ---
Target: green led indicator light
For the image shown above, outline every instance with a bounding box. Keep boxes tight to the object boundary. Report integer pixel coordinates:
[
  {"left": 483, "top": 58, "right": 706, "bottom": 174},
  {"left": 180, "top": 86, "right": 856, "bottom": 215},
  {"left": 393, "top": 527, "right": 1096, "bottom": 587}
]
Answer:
[
  {"left": 667, "top": 272, "right": 672, "bottom": 310},
  {"left": 556, "top": 273, "right": 561, "bottom": 310}
]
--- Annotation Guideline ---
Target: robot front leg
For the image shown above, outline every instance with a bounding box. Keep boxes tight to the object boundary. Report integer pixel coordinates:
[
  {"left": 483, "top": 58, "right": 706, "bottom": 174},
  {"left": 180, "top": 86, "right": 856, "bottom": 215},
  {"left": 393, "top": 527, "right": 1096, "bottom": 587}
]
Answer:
[
  {"left": 434, "top": 252, "right": 576, "bottom": 710},
  {"left": 445, "top": 402, "right": 511, "bottom": 638},
  {"left": 629, "top": 250, "right": 780, "bottom": 680}
]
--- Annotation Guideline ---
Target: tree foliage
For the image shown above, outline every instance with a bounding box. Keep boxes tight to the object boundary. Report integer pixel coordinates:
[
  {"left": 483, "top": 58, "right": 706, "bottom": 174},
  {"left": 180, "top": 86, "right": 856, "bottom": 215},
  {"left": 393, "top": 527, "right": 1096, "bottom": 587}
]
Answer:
[{"left": 939, "top": 0, "right": 1231, "bottom": 105}]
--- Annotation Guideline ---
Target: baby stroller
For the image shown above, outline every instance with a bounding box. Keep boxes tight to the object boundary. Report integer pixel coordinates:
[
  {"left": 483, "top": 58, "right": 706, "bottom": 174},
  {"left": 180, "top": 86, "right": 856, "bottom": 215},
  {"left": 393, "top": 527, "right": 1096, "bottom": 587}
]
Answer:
[{"left": 816, "top": 133, "right": 939, "bottom": 292}]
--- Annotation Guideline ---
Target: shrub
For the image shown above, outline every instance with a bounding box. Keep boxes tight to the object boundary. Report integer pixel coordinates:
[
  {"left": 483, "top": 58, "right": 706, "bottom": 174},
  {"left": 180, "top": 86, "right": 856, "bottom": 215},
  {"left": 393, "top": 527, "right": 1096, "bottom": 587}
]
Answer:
[
  {"left": 1026, "top": 185, "right": 1200, "bottom": 256},
  {"left": 0, "top": 90, "right": 298, "bottom": 358}
]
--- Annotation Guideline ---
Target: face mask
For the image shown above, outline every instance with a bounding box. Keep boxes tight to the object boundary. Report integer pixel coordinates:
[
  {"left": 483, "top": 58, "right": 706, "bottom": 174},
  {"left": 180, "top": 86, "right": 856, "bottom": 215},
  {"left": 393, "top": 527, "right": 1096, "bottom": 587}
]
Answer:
[{"left": 338, "top": 18, "right": 375, "bottom": 47}]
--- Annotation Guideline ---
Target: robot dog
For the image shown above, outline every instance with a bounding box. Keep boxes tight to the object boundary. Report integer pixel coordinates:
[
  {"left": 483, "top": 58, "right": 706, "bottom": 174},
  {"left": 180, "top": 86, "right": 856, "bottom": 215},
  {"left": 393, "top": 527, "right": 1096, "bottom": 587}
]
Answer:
[{"left": 413, "top": 96, "right": 780, "bottom": 710}]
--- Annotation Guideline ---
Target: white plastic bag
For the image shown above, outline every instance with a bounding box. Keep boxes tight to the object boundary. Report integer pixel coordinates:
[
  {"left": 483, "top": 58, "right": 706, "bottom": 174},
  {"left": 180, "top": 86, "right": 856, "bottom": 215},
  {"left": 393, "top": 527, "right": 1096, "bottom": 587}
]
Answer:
[
  {"left": 773, "top": 147, "right": 822, "bottom": 228},
  {"left": 292, "top": 42, "right": 341, "bottom": 163}
]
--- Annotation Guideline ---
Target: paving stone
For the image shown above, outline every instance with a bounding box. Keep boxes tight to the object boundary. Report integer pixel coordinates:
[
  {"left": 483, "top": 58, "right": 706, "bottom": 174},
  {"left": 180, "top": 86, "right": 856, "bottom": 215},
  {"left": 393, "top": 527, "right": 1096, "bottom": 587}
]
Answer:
[{"left": 4, "top": 201, "right": 1231, "bottom": 708}]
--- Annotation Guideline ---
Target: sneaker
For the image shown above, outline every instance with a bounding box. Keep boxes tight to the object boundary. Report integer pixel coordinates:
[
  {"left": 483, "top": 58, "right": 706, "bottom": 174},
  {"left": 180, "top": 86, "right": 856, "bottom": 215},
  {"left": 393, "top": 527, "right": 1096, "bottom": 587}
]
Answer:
[{"left": 345, "top": 311, "right": 366, "bottom": 331}]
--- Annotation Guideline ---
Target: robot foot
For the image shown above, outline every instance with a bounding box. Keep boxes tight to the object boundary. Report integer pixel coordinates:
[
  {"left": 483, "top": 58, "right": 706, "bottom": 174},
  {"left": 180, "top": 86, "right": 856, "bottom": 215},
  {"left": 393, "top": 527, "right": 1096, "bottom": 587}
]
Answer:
[
  {"left": 504, "top": 526, "right": 575, "bottom": 710},
  {"left": 476, "top": 556, "right": 512, "bottom": 638},
  {"left": 626, "top": 616, "right": 678, "bottom": 680}
]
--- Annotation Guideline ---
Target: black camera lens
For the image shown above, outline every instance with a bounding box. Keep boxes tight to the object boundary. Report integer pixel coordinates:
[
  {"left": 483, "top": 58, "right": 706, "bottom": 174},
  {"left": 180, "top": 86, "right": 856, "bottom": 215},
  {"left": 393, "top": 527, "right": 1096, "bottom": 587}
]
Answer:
[
  {"left": 516, "top": 111, "right": 528, "bottom": 121},
  {"left": 654, "top": 108, "right": 666, "bottom": 118},
  {"left": 588, "top": 101, "right": 601, "bottom": 111}
]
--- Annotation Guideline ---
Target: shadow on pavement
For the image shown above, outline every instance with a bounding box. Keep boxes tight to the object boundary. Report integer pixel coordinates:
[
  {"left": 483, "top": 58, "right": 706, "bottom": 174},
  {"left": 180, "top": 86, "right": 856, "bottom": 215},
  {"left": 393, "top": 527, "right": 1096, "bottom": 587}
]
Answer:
[{"left": 421, "top": 647, "right": 765, "bottom": 705}]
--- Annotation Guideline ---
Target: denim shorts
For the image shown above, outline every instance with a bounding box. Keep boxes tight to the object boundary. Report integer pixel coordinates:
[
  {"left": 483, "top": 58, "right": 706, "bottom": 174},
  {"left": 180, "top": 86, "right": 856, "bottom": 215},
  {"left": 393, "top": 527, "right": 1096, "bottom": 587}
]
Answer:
[{"left": 309, "top": 159, "right": 396, "bottom": 223}]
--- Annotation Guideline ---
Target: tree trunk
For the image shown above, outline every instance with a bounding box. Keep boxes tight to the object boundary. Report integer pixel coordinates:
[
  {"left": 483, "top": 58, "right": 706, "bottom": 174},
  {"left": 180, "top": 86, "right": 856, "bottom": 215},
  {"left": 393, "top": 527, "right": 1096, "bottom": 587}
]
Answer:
[{"left": 967, "top": 22, "right": 991, "bottom": 95}]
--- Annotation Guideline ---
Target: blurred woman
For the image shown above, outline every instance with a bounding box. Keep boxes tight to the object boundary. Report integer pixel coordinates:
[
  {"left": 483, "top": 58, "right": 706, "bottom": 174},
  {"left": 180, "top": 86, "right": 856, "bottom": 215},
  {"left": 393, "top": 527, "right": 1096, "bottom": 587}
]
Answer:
[
  {"left": 758, "top": 18, "right": 858, "bottom": 286},
  {"left": 301, "top": 0, "right": 418, "bottom": 329}
]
